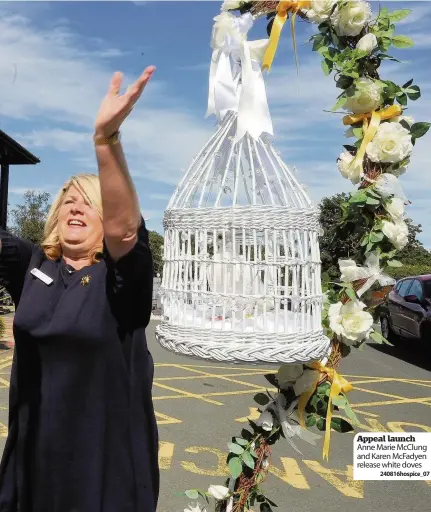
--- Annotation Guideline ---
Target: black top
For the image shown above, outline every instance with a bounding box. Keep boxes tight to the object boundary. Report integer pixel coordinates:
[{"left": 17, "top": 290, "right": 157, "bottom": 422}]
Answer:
[{"left": 0, "top": 221, "right": 159, "bottom": 512}]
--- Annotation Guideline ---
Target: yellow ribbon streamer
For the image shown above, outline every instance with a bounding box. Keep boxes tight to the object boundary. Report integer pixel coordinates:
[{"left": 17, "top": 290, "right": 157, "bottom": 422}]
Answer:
[
  {"left": 262, "top": 1, "right": 311, "bottom": 73},
  {"left": 298, "top": 362, "right": 353, "bottom": 460},
  {"left": 343, "top": 105, "right": 403, "bottom": 177}
]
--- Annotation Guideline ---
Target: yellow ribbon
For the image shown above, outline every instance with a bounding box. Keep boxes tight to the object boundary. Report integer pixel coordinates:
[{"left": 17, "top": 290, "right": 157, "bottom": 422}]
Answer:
[
  {"left": 298, "top": 362, "right": 353, "bottom": 460},
  {"left": 342, "top": 105, "right": 403, "bottom": 177},
  {"left": 262, "top": 1, "right": 311, "bottom": 73}
]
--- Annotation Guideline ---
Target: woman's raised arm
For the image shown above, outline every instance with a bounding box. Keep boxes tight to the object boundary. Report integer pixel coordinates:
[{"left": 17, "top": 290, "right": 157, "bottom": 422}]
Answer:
[{"left": 93, "top": 66, "right": 155, "bottom": 262}]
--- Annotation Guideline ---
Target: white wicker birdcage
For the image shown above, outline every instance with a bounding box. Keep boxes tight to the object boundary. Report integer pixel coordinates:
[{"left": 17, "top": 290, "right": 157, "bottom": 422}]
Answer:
[
  {"left": 155, "top": 109, "right": 330, "bottom": 363},
  {"left": 154, "top": 8, "right": 330, "bottom": 363}
]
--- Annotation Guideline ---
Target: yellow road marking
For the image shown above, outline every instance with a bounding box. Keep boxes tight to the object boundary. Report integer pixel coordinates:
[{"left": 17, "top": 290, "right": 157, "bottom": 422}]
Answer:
[
  {"left": 173, "top": 364, "right": 269, "bottom": 390},
  {"left": 155, "top": 370, "right": 272, "bottom": 382},
  {"left": 0, "top": 376, "right": 10, "bottom": 388},
  {"left": 303, "top": 461, "right": 364, "bottom": 499},
  {"left": 155, "top": 412, "right": 182, "bottom": 425},
  {"left": 181, "top": 446, "right": 230, "bottom": 477},
  {"left": 159, "top": 441, "right": 175, "bottom": 470},
  {"left": 152, "top": 382, "right": 223, "bottom": 405}
]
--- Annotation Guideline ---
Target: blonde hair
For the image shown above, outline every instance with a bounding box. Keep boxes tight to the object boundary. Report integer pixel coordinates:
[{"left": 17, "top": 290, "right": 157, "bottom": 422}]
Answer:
[{"left": 42, "top": 173, "right": 103, "bottom": 263}]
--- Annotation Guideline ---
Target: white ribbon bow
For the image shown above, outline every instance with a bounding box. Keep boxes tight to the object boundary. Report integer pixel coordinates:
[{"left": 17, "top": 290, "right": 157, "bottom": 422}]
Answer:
[
  {"left": 206, "top": 12, "right": 273, "bottom": 142},
  {"left": 339, "top": 252, "right": 396, "bottom": 297},
  {"left": 268, "top": 395, "right": 320, "bottom": 454}
]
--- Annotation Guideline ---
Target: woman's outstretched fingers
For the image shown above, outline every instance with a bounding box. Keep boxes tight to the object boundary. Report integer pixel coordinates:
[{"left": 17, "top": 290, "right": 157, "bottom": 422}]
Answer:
[
  {"left": 128, "top": 66, "right": 156, "bottom": 101},
  {"left": 109, "top": 71, "right": 124, "bottom": 96}
]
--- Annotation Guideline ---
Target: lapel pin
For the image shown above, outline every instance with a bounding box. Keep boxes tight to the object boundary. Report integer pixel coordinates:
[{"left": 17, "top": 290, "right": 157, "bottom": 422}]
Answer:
[{"left": 81, "top": 275, "right": 91, "bottom": 287}]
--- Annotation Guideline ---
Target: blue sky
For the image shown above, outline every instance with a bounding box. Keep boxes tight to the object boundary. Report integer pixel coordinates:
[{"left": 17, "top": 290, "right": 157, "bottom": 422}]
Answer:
[{"left": 1, "top": 1, "right": 431, "bottom": 247}]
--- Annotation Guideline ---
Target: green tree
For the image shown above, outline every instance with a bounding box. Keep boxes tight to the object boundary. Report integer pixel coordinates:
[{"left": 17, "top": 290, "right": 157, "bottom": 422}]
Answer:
[
  {"left": 149, "top": 230, "right": 164, "bottom": 277},
  {"left": 9, "top": 190, "right": 51, "bottom": 246},
  {"left": 319, "top": 192, "right": 431, "bottom": 279}
]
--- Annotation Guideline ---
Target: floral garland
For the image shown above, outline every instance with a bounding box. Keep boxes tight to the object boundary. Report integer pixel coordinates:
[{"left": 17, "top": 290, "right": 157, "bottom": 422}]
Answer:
[{"left": 180, "top": 2, "right": 430, "bottom": 512}]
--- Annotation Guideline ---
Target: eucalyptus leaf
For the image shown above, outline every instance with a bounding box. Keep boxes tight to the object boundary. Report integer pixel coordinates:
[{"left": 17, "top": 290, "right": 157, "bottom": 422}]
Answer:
[
  {"left": 331, "top": 417, "right": 354, "bottom": 433},
  {"left": 321, "top": 59, "right": 332, "bottom": 76},
  {"left": 370, "top": 231, "right": 384, "bottom": 243},
  {"left": 405, "top": 85, "right": 421, "bottom": 101},
  {"left": 254, "top": 393, "right": 270, "bottom": 406},
  {"left": 402, "top": 78, "right": 413, "bottom": 88},
  {"left": 392, "top": 35, "right": 414, "bottom": 48},
  {"left": 228, "top": 442, "right": 245, "bottom": 455},
  {"left": 331, "top": 95, "right": 347, "bottom": 111},
  {"left": 389, "top": 9, "right": 411, "bottom": 22},
  {"left": 242, "top": 451, "right": 255, "bottom": 470},
  {"left": 305, "top": 414, "right": 316, "bottom": 427},
  {"left": 185, "top": 490, "right": 199, "bottom": 500},
  {"left": 228, "top": 457, "right": 243, "bottom": 479},
  {"left": 397, "top": 93, "right": 408, "bottom": 106},
  {"left": 378, "top": 54, "right": 401, "bottom": 63},
  {"left": 411, "top": 122, "right": 431, "bottom": 139},
  {"left": 235, "top": 437, "right": 249, "bottom": 446},
  {"left": 346, "top": 287, "right": 356, "bottom": 301}
]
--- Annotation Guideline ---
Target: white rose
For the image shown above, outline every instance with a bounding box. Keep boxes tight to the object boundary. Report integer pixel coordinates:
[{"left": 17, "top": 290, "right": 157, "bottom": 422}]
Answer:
[
  {"left": 255, "top": 410, "right": 274, "bottom": 431},
  {"left": 331, "top": 1, "right": 372, "bottom": 37},
  {"left": 221, "top": 0, "right": 241, "bottom": 11},
  {"left": 385, "top": 197, "right": 405, "bottom": 220},
  {"left": 276, "top": 364, "right": 304, "bottom": 389},
  {"left": 382, "top": 219, "right": 409, "bottom": 250},
  {"left": 337, "top": 150, "right": 362, "bottom": 184},
  {"left": 356, "top": 33, "right": 378, "bottom": 53},
  {"left": 211, "top": 12, "right": 245, "bottom": 49},
  {"left": 328, "top": 300, "right": 374, "bottom": 345},
  {"left": 293, "top": 369, "right": 321, "bottom": 396},
  {"left": 306, "top": 0, "right": 337, "bottom": 23},
  {"left": 366, "top": 122, "right": 413, "bottom": 164},
  {"left": 344, "top": 78, "right": 383, "bottom": 114},
  {"left": 390, "top": 115, "right": 414, "bottom": 127},
  {"left": 208, "top": 485, "right": 230, "bottom": 501}
]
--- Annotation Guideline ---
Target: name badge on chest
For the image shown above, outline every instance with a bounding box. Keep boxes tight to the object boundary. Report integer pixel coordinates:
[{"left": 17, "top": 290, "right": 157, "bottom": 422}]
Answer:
[{"left": 30, "top": 268, "right": 53, "bottom": 286}]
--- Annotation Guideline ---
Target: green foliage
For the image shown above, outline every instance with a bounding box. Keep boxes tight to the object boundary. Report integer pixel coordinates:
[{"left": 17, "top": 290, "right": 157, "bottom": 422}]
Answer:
[
  {"left": 385, "top": 263, "right": 431, "bottom": 280},
  {"left": 319, "top": 193, "right": 430, "bottom": 279},
  {"left": 9, "top": 190, "right": 51, "bottom": 246},
  {"left": 148, "top": 230, "right": 164, "bottom": 277}
]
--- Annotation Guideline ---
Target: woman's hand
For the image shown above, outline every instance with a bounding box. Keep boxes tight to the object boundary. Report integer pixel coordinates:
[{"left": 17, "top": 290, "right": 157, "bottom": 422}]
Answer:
[{"left": 94, "top": 66, "right": 156, "bottom": 138}]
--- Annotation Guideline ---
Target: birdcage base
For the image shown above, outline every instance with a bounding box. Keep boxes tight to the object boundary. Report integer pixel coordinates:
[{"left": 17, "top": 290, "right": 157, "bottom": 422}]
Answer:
[{"left": 155, "top": 321, "right": 330, "bottom": 364}]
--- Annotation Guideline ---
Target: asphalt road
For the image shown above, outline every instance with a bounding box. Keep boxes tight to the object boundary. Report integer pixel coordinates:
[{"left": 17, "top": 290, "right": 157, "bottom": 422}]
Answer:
[{"left": 0, "top": 320, "right": 430, "bottom": 512}]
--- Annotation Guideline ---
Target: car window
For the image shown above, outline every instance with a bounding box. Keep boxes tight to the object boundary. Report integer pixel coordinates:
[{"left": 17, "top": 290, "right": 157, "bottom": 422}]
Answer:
[
  {"left": 424, "top": 281, "right": 431, "bottom": 298},
  {"left": 408, "top": 280, "right": 423, "bottom": 301},
  {"left": 398, "top": 280, "right": 412, "bottom": 298},
  {"left": 395, "top": 281, "right": 403, "bottom": 293}
]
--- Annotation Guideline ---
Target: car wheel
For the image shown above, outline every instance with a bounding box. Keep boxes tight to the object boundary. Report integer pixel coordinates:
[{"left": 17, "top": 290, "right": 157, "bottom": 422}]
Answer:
[{"left": 381, "top": 316, "right": 398, "bottom": 343}]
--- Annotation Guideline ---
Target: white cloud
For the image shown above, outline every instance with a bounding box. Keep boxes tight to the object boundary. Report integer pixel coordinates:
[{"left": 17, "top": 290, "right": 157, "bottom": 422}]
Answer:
[{"left": 0, "top": 11, "right": 213, "bottom": 189}]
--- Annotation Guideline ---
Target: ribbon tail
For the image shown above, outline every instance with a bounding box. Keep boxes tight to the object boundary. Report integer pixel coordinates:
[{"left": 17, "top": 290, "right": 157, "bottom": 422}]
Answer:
[
  {"left": 357, "top": 275, "right": 377, "bottom": 297},
  {"left": 235, "top": 40, "right": 273, "bottom": 142},
  {"left": 349, "top": 111, "right": 381, "bottom": 176},
  {"left": 262, "top": 12, "right": 287, "bottom": 72},
  {"left": 291, "top": 11, "right": 299, "bottom": 93},
  {"left": 206, "top": 50, "right": 219, "bottom": 119},
  {"left": 323, "top": 373, "right": 343, "bottom": 460}
]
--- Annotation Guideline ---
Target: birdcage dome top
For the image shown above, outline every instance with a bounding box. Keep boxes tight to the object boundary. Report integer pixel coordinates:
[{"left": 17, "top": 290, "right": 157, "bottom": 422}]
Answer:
[{"left": 168, "top": 111, "right": 313, "bottom": 212}]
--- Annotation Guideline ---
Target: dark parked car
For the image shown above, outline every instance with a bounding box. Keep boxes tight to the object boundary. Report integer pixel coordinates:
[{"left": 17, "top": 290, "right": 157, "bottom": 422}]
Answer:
[{"left": 380, "top": 275, "right": 431, "bottom": 342}]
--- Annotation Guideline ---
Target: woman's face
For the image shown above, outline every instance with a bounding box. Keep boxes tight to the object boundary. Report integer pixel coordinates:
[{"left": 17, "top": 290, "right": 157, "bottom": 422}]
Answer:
[{"left": 57, "top": 185, "right": 103, "bottom": 259}]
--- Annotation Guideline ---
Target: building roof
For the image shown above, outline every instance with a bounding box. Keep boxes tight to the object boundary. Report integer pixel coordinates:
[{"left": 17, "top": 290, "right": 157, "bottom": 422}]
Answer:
[{"left": 0, "top": 130, "right": 40, "bottom": 166}]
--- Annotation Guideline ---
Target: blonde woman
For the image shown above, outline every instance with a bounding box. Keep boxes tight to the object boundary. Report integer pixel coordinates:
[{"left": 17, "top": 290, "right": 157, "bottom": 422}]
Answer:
[{"left": 0, "top": 67, "right": 159, "bottom": 512}]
